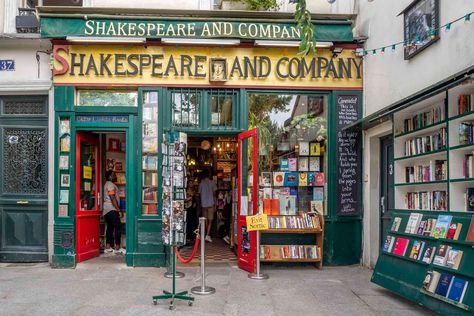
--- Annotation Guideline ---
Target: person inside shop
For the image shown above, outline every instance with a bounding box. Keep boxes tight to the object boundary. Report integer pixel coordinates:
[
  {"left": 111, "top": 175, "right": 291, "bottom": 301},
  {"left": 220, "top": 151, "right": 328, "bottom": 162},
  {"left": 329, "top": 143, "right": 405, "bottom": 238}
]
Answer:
[
  {"left": 198, "top": 169, "right": 217, "bottom": 242},
  {"left": 103, "top": 170, "right": 125, "bottom": 254},
  {"left": 185, "top": 177, "right": 198, "bottom": 242}
]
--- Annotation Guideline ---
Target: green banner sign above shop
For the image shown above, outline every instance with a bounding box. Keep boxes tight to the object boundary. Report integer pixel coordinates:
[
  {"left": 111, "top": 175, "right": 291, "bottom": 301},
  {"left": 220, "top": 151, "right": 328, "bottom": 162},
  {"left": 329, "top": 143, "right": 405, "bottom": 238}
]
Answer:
[{"left": 40, "top": 17, "right": 353, "bottom": 42}]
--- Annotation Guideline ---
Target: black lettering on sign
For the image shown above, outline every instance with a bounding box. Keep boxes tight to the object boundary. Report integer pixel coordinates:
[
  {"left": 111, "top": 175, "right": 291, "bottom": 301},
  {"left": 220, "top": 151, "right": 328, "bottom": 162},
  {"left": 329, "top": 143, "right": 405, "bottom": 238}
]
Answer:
[{"left": 335, "top": 95, "right": 361, "bottom": 216}]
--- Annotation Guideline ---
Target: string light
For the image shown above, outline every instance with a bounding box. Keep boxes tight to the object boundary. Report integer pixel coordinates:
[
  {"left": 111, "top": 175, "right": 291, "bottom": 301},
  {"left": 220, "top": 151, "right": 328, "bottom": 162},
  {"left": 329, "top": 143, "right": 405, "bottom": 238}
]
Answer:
[{"left": 362, "top": 11, "right": 473, "bottom": 57}]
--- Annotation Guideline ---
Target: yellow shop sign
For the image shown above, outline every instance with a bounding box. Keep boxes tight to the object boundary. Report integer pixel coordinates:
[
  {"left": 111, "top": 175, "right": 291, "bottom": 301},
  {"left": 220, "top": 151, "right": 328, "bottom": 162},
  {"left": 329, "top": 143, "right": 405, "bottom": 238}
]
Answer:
[{"left": 53, "top": 45, "right": 362, "bottom": 88}]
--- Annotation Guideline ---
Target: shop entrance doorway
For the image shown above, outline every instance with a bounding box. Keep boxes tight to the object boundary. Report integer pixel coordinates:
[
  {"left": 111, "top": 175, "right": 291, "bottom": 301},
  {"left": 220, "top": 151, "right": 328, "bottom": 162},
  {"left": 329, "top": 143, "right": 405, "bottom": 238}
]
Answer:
[
  {"left": 75, "top": 131, "right": 128, "bottom": 263},
  {"left": 379, "top": 135, "right": 394, "bottom": 249},
  {"left": 178, "top": 135, "right": 239, "bottom": 264}
]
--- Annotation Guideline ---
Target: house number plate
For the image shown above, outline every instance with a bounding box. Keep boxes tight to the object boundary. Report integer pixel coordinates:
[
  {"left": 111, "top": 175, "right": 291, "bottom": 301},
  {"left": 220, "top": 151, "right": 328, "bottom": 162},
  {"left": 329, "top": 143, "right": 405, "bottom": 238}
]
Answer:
[{"left": 0, "top": 60, "right": 15, "bottom": 71}]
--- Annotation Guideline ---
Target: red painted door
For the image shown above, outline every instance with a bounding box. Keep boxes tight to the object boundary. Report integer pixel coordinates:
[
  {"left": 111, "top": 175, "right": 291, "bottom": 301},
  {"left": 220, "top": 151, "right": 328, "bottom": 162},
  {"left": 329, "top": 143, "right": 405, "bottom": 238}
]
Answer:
[
  {"left": 75, "top": 132, "right": 101, "bottom": 262},
  {"left": 237, "top": 128, "right": 258, "bottom": 273}
]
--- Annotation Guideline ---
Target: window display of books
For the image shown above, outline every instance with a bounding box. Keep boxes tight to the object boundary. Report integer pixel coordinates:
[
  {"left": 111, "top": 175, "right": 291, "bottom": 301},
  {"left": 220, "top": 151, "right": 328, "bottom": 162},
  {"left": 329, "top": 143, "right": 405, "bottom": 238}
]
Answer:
[
  {"left": 458, "top": 94, "right": 474, "bottom": 115},
  {"left": 404, "top": 191, "right": 447, "bottom": 211},
  {"left": 267, "top": 214, "right": 321, "bottom": 230},
  {"left": 403, "top": 106, "right": 444, "bottom": 133},
  {"left": 404, "top": 160, "right": 447, "bottom": 183},
  {"left": 404, "top": 128, "right": 446, "bottom": 157}
]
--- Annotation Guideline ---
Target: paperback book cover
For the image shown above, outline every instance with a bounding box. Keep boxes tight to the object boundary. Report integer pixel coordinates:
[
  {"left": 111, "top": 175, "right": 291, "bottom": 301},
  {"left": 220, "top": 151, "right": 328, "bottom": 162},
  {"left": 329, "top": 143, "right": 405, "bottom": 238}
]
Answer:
[
  {"left": 313, "top": 187, "right": 324, "bottom": 201},
  {"left": 315, "top": 172, "right": 325, "bottom": 186},
  {"left": 391, "top": 217, "right": 402, "bottom": 232},
  {"left": 435, "top": 273, "right": 454, "bottom": 297},
  {"left": 299, "top": 141, "right": 310, "bottom": 156},
  {"left": 298, "top": 173, "right": 308, "bottom": 186},
  {"left": 422, "top": 246, "right": 436, "bottom": 264},
  {"left": 288, "top": 158, "right": 298, "bottom": 171},
  {"left": 382, "top": 235, "right": 396, "bottom": 253},
  {"left": 466, "top": 216, "right": 474, "bottom": 242},
  {"left": 271, "top": 199, "right": 280, "bottom": 215},
  {"left": 447, "top": 276, "right": 469, "bottom": 303},
  {"left": 263, "top": 188, "right": 273, "bottom": 199},
  {"left": 309, "top": 157, "right": 321, "bottom": 171},
  {"left": 431, "top": 215, "right": 453, "bottom": 239},
  {"left": 392, "top": 237, "right": 409, "bottom": 256},
  {"left": 423, "top": 219, "right": 437, "bottom": 236},
  {"left": 298, "top": 157, "right": 309, "bottom": 171},
  {"left": 260, "top": 172, "right": 273, "bottom": 187},
  {"left": 466, "top": 188, "right": 474, "bottom": 211},
  {"left": 273, "top": 187, "right": 290, "bottom": 198},
  {"left": 279, "top": 196, "right": 297, "bottom": 215},
  {"left": 446, "top": 223, "right": 463, "bottom": 240},
  {"left": 433, "top": 245, "right": 451, "bottom": 266},
  {"left": 309, "top": 142, "right": 321, "bottom": 156},
  {"left": 273, "top": 172, "right": 285, "bottom": 187},
  {"left": 280, "top": 158, "right": 289, "bottom": 171},
  {"left": 310, "top": 201, "right": 323, "bottom": 215},
  {"left": 307, "top": 172, "right": 316, "bottom": 186},
  {"left": 405, "top": 213, "right": 423, "bottom": 234},
  {"left": 423, "top": 270, "right": 441, "bottom": 293},
  {"left": 446, "top": 249, "right": 463, "bottom": 270},
  {"left": 409, "top": 240, "right": 425, "bottom": 260},
  {"left": 416, "top": 220, "right": 427, "bottom": 235},
  {"left": 283, "top": 172, "right": 299, "bottom": 186}
]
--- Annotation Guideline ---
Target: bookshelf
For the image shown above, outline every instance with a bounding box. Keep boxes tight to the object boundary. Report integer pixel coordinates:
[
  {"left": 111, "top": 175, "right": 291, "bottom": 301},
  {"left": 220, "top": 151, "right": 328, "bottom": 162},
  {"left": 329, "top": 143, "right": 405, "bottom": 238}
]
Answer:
[
  {"left": 372, "top": 80, "right": 474, "bottom": 315},
  {"left": 261, "top": 214, "right": 324, "bottom": 268}
]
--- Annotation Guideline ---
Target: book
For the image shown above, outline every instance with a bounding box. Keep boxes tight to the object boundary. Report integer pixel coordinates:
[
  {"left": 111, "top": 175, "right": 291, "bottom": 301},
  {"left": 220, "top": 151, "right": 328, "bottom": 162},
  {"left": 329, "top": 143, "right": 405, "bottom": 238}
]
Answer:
[
  {"left": 404, "top": 213, "right": 423, "bottom": 234},
  {"left": 58, "top": 204, "right": 68, "bottom": 217},
  {"left": 466, "top": 188, "right": 474, "bottom": 211},
  {"left": 260, "top": 172, "right": 273, "bottom": 187},
  {"left": 283, "top": 172, "right": 298, "bottom": 186},
  {"left": 273, "top": 187, "right": 290, "bottom": 198},
  {"left": 279, "top": 196, "right": 296, "bottom": 215},
  {"left": 299, "top": 141, "right": 310, "bottom": 155},
  {"left": 313, "top": 187, "right": 324, "bottom": 201},
  {"left": 309, "top": 157, "right": 321, "bottom": 171},
  {"left": 447, "top": 276, "right": 469, "bottom": 303},
  {"left": 315, "top": 172, "right": 325, "bottom": 186},
  {"left": 310, "top": 201, "right": 323, "bottom": 215},
  {"left": 392, "top": 237, "right": 409, "bottom": 256},
  {"left": 309, "top": 142, "right": 321, "bottom": 156},
  {"left": 416, "top": 220, "right": 426, "bottom": 235},
  {"left": 391, "top": 217, "right": 402, "bottom": 232},
  {"left": 435, "top": 273, "right": 453, "bottom": 297},
  {"left": 423, "top": 270, "right": 441, "bottom": 293},
  {"left": 263, "top": 188, "right": 273, "bottom": 199},
  {"left": 280, "top": 158, "right": 289, "bottom": 171},
  {"left": 466, "top": 216, "right": 474, "bottom": 242},
  {"left": 409, "top": 240, "right": 425, "bottom": 260},
  {"left": 298, "top": 173, "right": 308, "bottom": 186},
  {"left": 263, "top": 199, "right": 272, "bottom": 215},
  {"left": 422, "top": 246, "right": 436, "bottom": 264},
  {"left": 288, "top": 158, "right": 298, "bottom": 171},
  {"left": 271, "top": 199, "right": 280, "bottom": 215},
  {"left": 446, "top": 249, "right": 463, "bottom": 270},
  {"left": 446, "top": 223, "right": 462, "bottom": 240},
  {"left": 298, "top": 157, "right": 309, "bottom": 171},
  {"left": 273, "top": 172, "right": 284, "bottom": 186},
  {"left": 382, "top": 235, "right": 396, "bottom": 252},
  {"left": 423, "top": 218, "right": 437, "bottom": 236},
  {"left": 433, "top": 245, "right": 451, "bottom": 266},
  {"left": 307, "top": 172, "right": 316, "bottom": 186},
  {"left": 431, "top": 215, "right": 453, "bottom": 239}
]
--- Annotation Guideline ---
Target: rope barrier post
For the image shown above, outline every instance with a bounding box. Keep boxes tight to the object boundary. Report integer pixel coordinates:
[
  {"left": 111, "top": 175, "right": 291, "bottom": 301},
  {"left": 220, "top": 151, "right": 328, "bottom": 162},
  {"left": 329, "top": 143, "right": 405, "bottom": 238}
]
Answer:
[
  {"left": 191, "top": 217, "right": 216, "bottom": 295},
  {"left": 248, "top": 230, "right": 269, "bottom": 280}
]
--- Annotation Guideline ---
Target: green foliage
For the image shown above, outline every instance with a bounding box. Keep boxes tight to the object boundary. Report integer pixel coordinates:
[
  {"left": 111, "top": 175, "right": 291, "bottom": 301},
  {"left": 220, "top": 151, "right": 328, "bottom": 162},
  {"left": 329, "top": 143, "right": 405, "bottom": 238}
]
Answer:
[
  {"left": 293, "top": 0, "right": 317, "bottom": 56},
  {"left": 240, "top": 0, "right": 279, "bottom": 10}
]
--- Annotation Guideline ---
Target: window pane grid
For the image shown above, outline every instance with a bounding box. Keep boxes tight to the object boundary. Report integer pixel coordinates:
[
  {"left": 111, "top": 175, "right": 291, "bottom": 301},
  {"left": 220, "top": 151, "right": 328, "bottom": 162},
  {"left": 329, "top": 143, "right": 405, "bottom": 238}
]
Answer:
[
  {"left": 210, "top": 89, "right": 236, "bottom": 130},
  {"left": 171, "top": 88, "right": 200, "bottom": 129}
]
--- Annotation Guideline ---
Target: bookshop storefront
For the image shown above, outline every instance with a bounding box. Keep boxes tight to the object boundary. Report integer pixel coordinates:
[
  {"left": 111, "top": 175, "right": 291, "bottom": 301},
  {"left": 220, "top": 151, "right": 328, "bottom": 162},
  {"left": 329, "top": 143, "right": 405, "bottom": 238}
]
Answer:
[{"left": 39, "top": 8, "right": 363, "bottom": 269}]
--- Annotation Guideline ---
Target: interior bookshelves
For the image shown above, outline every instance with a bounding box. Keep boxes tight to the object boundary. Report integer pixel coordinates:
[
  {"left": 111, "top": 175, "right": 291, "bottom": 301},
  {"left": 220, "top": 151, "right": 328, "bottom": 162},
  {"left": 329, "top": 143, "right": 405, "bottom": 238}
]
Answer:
[{"left": 372, "top": 79, "right": 474, "bottom": 315}]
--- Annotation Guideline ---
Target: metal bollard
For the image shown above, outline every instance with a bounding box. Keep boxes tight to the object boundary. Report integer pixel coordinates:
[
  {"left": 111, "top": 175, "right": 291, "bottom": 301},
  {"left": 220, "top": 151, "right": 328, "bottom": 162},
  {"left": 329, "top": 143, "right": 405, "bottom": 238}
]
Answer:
[
  {"left": 190, "top": 217, "right": 216, "bottom": 295},
  {"left": 248, "top": 230, "right": 269, "bottom": 280}
]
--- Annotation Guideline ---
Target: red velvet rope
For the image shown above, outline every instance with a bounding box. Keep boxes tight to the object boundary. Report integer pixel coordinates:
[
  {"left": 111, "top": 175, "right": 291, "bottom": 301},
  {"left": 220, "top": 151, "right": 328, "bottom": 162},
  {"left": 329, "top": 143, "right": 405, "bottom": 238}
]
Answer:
[{"left": 176, "top": 237, "right": 200, "bottom": 264}]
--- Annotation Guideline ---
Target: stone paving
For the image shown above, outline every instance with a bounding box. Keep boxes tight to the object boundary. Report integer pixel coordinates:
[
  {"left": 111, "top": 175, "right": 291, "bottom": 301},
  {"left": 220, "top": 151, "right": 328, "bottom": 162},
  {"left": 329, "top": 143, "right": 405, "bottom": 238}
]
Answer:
[{"left": 0, "top": 255, "right": 435, "bottom": 316}]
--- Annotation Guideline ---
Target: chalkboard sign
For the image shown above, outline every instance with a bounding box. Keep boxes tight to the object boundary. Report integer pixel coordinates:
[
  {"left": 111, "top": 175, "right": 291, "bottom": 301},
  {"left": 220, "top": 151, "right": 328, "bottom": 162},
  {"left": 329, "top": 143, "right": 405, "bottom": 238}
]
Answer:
[{"left": 335, "top": 95, "right": 361, "bottom": 216}]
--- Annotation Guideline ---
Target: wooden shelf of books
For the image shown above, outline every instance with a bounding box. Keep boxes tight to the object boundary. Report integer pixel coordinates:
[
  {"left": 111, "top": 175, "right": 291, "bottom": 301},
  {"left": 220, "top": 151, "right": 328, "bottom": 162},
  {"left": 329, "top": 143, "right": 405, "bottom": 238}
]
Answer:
[
  {"left": 373, "top": 83, "right": 474, "bottom": 315},
  {"left": 257, "top": 140, "right": 326, "bottom": 269}
]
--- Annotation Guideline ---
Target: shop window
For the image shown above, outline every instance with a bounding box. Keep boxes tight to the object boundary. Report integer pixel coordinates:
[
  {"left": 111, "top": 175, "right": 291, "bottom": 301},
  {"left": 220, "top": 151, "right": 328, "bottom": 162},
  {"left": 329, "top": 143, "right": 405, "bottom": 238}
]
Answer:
[
  {"left": 248, "top": 93, "right": 328, "bottom": 215},
  {"left": 142, "top": 91, "right": 159, "bottom": 216},
  {"left": 170, "top": 89, "right": 200, "bottom": 128},
  {"left": 210, "top": 90, "right": 236, "bottom": 129},
  {"left": 76, "top": 90, "right": 138, "bottom": 107}
]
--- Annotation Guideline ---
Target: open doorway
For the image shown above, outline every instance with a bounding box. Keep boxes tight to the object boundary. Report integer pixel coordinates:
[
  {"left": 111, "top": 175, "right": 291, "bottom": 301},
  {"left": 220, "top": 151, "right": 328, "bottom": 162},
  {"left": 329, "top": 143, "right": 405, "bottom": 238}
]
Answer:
[
  {"left": 75, "top": 131, "right": 127, "bottom": 264},
  {"left": 178, "top": 136, "right": 238, "bottom": 264}
]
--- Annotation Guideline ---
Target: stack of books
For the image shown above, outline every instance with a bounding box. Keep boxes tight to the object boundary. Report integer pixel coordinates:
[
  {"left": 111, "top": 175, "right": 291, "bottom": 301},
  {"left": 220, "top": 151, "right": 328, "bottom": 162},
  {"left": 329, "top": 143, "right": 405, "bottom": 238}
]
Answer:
[
  {"left": 423, "top": 271, "right": 469, "bottom": 304},
  {"left": 403, "top": 106, "right": 444, "bottom": 133},
  {"left": 404, "top": 128, "right": 446, "bottom": 156},
  {"left": 260, "top": 245, "right": 321, "bottom": 260},
  {"left": 267, "top": 214, "right": 321, "bottom": 229}
]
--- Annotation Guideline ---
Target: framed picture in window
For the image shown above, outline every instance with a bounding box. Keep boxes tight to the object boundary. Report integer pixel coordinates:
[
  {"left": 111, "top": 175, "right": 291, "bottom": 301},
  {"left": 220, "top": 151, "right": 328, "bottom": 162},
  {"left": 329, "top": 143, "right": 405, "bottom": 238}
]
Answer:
[
  {"left": 108, "top": 138, "right": 121, "bottom": 152},
  {"left": 60, "top": 174, "right": 70, "bottom": 187},
  {"left": 402, "top": 0, "right": 439, "bottom": 59}
]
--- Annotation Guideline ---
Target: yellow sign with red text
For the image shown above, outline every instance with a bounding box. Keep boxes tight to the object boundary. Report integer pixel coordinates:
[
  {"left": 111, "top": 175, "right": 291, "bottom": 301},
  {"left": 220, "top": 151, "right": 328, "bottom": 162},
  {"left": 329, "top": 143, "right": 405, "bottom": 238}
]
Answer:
[{"left": 52, "top": 45, "right": 362, "bottom": 89}]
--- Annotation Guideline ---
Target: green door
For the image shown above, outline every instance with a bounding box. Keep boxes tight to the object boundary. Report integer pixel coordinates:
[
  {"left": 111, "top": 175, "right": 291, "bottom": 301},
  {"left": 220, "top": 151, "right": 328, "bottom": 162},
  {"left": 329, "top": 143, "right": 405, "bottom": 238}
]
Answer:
[{"left": 0, "top": 96, "right": 49, "bottom": 262}]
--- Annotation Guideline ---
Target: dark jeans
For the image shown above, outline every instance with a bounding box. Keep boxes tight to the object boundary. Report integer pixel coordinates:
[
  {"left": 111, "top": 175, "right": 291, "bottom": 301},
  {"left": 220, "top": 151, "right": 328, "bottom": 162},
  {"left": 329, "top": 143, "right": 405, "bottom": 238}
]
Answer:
[{"left": 105, "top": 210, "right": 121, "bottom": 248}]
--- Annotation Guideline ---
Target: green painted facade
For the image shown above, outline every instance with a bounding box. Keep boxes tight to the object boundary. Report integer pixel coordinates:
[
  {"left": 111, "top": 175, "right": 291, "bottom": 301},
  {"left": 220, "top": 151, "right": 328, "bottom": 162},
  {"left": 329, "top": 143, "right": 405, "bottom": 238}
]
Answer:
[{"left": 51, "top": 86, "right": 363, "bottom": 268}]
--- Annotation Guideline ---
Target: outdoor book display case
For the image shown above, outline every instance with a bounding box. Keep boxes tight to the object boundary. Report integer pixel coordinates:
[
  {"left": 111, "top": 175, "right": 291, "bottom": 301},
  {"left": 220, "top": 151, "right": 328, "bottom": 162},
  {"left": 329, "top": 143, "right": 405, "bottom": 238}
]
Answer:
[{"left": 372, "top": 80, "right": 474, "bottom": 315}]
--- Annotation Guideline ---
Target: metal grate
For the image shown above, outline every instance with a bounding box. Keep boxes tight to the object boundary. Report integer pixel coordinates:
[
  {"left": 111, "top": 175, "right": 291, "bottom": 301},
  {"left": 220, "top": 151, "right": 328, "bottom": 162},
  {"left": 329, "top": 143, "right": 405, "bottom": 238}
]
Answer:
[
  {"left": 209, "top": 89, "right": 237, "bottom": 129},
  {"left": 170, "top": 88, "right": 201, "bottom": 129},
  {"left": 1, "top": 96, "right": 47, "bottom": 116},
  {"left": 2, "top": 128, "right": 48, "bottom": 195}
]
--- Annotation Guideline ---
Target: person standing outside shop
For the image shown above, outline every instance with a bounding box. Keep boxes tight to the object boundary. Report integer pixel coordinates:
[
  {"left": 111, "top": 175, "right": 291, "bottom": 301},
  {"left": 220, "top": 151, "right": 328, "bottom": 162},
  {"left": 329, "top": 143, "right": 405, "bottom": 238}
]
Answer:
[
  {"left": 198, "top": 169, "right": 217, "bottom": 242},
  {"left": 103, "top": 170, "right": 125, "bottom": 254}
]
